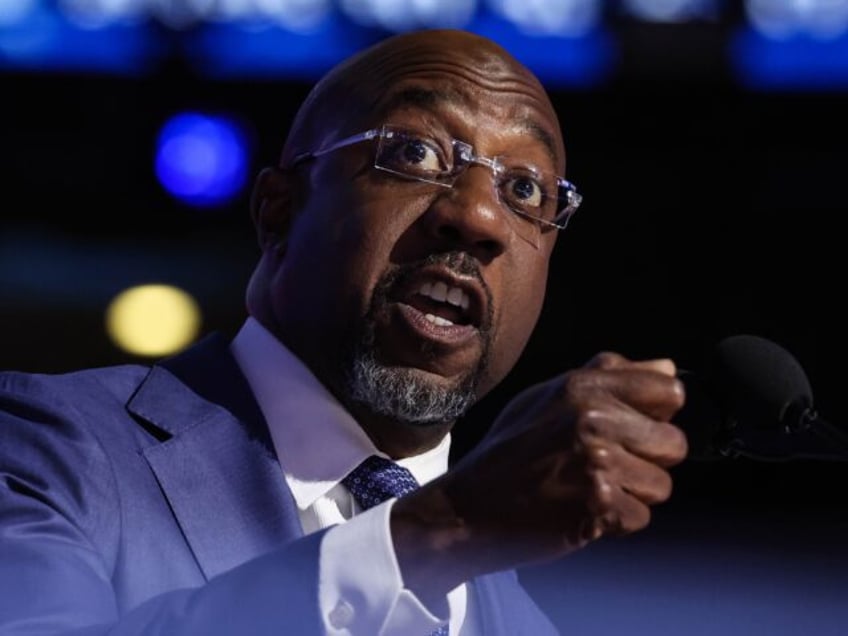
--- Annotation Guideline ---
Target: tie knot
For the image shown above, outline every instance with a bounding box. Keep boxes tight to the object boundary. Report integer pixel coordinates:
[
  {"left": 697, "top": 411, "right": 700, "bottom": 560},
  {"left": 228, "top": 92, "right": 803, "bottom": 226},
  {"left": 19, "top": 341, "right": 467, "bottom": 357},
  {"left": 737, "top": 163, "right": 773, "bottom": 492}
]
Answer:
[{"left": 342, "top": 455, "right": 420, "bottom": 511}]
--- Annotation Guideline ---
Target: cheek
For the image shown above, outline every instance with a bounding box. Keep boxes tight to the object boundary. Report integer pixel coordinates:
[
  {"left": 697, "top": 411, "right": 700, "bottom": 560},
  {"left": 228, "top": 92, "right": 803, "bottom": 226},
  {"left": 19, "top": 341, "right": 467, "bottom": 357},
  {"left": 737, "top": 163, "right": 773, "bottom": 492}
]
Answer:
[
  {"left": 270, "top": 189, "right": 366, "bottom": 326},
  {"left": 331, "top": 195, "right": 409, "bottom": 294},
  {"left": 485, "top": 258, "right": 550, "bottom": 386},
  {"left": 288, "top": 183, "right": 410, "bottom": 321}
]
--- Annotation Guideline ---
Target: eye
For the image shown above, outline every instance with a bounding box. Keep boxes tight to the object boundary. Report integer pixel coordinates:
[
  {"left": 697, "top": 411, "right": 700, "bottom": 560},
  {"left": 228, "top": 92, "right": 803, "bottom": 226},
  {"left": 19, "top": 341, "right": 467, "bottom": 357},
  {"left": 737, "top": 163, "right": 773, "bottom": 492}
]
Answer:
[
  {"left": 381, "top": 133, "right": 446, "bottom": 175},
  {"left": 504, "top": 175, "right": 544, "bottom": 208}
]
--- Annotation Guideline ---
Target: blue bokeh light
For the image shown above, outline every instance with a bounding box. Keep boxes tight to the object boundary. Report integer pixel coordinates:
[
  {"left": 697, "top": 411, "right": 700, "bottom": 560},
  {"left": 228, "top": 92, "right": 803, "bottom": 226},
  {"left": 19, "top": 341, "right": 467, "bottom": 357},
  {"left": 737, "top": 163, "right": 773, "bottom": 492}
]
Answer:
[
  {"left": 731, "top": 27, "right": 848, "bottom": 89},
  {"left": 154, "top": 112, "right": 250, "bottom": 208}
]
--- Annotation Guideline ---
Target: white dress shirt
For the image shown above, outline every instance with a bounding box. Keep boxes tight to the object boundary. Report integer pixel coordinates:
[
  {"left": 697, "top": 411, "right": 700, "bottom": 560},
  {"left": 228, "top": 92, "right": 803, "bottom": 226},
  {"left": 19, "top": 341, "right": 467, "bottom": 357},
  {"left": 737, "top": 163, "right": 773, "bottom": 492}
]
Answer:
[{"left": 230, "top": 317, "right": 478, "bottom": 635}]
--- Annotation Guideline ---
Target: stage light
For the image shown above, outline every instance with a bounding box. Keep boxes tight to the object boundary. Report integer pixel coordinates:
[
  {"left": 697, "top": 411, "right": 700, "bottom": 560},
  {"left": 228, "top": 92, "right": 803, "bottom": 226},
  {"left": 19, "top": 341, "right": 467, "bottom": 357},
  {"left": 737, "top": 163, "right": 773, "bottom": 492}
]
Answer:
[
  {"left": 2, "top": 1, "right": 613, "bottom": 83},
  {"left": 340, "top": 0, "right": 478, "bottom": 31},
  {"left": 487, "top": 0, "right": 601, "bottom": 36},
  {"left": 621, "top": 0, "right": 718, "bottom": 23},
  {"left": 105, "top": 284, "right": 202, "bottom": 357},
  {"left": 57, "top": 0, "right": 146, "bottom": 29},
  {"left": 154, "top": 112, "right": 250, "bottom": 208},
  {"left": 246, "top": 0, "right": 332, "bottom": 31},
  {"left": 0, "top": 8, "right": 162, "bottom": 72},
  {"left": 731, "top": 27, "right": 848, "bottom": 89},
  {"left": 147, "top": 0, "right": 205, "bottom": 29},
  {"left": 746, "top": 0, "right": 848, "bottom": 40},
  {"left": 734, "top": 0, "right": 848, "bottom": 89},
  {"left": 0, "top": 0, "right": 36, "bottom": 25}
]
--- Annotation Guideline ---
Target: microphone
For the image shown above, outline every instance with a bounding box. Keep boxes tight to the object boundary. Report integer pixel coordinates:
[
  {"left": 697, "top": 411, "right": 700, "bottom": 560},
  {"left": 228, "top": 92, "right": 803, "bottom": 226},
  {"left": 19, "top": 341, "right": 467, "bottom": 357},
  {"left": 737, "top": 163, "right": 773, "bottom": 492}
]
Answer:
[{"left": 678, "top": 334, "right": 847, "bottom": 461}]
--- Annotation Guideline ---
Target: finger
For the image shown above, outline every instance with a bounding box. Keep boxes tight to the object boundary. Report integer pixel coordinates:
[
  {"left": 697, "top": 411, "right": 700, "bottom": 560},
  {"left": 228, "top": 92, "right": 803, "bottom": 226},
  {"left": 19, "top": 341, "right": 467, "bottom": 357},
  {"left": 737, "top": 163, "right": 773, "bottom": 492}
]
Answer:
[
  {"left": 569, "top": 365, "right": 685, "bottom": 422},
  {"left": 612, "top": 369, "right": 684, "bottom": 421},
  {"left": 629, "top": 358, "right": 676, "bottom": 377},
  {"left": 581, "top": 469, "right": 652, "bottom": 538},
  {"left": 601, "top": 490, "right": 652, "bottom": 536},
  {"left": 576, "top": 407, "right": 688, "bottom": 468},
  {"left": 580, "top": 442, "right": 674, "bottom": 505},
  {"left": 584, "top": 352, "right": 677, "bottom": 378},
  {"left": 618, "top": 416, "right": 688, "bottom": 468},
  {"left": 610, "top": 445, "right": 675, "bottom": 505}
]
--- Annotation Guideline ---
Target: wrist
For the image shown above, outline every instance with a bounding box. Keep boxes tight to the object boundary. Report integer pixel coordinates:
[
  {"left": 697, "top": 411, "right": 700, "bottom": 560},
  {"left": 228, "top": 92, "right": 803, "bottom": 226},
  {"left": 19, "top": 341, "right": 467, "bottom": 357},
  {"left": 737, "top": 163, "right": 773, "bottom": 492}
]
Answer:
[{"left": 390, "top": 482, "right": 472, "bottom": 610}]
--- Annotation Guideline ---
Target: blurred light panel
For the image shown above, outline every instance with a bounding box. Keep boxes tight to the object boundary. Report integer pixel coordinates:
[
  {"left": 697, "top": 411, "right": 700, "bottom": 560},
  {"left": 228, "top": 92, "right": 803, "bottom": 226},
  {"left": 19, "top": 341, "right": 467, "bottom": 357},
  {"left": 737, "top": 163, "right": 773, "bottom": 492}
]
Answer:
[
  {"left": 341, "top": 0, "right": 478, "bottom": 31},
  {"left": 473, "top": 7, "right": 615, "bottom": 86},
  {"left": 0, "top": 0, "right": 37, "bottom": 25},
  {"left": 0, "top": 3, "right": 162, "bottom": 72},
  {"left": 621, "top": 0, "right": 719, "bottom": 22},
  {"left": 155, "top": 112, "right": 251, "bottom": 207},
  {"left": 1, "top": 1, "right": 614, "bottom": 87},
  {"left": 182, "top": 11, "right": 373, "bottom": 80},
  {"left": 58, "top": 0, "right": 146, "bottom": 29},
  {"left": 487, "top": 0, "right": 601, "bottom": 36},
  {"left": 732, "top": 0, "right": 848, "bottom": 89},
  {"left": 189, "top": 20, "right": 613, "bottom": 88},
  {"left": 746, "top": 0, "right": 848, "bottom": 40},
  {"left": 106, "top": 284, "right": 202, "bottom": 357},
  {"left": 149, "top": 0, "right": 333, "bottom": 30}
]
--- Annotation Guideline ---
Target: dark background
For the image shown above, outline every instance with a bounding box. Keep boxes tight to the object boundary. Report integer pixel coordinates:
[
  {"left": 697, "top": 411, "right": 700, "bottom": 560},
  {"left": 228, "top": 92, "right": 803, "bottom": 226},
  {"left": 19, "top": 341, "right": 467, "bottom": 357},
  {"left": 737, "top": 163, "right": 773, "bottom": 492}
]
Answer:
[{"left": 2, "top": 10, "right": 846, "bottom": 635}]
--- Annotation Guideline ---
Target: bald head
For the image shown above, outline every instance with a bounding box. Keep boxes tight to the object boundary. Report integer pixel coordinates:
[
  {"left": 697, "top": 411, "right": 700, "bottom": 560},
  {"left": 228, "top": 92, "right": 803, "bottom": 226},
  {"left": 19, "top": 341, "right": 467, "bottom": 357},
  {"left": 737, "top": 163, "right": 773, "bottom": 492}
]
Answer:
[{"left": 280, "top": 29, "right": 564, "bottom": 172}]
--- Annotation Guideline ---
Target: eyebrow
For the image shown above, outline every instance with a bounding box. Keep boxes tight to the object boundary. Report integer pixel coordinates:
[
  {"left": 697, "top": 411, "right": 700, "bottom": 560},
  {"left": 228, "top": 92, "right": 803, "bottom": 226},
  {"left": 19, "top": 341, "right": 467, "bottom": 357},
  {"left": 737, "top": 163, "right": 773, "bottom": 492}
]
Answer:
[{"left": 379, "top": 87, "right": 561, "bottom": 168}]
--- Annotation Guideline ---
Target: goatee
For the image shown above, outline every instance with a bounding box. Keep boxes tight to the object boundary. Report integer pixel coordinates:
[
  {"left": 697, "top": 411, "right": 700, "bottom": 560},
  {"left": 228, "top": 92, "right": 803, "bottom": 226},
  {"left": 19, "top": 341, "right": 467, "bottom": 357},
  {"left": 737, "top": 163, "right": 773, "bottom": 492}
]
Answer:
[{"left": 344, "top": 252, "right": 492, "bottom": 427}]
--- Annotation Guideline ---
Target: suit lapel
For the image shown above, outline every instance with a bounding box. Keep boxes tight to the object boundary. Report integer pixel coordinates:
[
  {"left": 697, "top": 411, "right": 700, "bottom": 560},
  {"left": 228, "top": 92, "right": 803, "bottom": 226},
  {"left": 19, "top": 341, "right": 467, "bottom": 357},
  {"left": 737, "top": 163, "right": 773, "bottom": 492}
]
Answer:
[{"left": 129, "top": 334, "right": 303, "bottom": 580}]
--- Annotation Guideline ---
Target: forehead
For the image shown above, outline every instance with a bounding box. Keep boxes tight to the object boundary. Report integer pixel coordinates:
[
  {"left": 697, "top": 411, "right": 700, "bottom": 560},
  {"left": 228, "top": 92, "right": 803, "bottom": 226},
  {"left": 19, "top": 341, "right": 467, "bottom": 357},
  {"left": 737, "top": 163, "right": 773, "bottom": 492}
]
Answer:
[{"left": 355, "top": 45, "right": 565, "bottom": 172}]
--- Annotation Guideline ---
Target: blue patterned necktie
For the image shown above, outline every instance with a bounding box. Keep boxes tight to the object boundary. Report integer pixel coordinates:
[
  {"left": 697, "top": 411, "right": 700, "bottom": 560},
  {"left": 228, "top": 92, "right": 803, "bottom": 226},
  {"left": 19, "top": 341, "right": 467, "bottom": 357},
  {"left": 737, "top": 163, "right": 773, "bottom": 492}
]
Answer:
[{"left": 342, "top": 455, "right": 449, "bottom": 636}]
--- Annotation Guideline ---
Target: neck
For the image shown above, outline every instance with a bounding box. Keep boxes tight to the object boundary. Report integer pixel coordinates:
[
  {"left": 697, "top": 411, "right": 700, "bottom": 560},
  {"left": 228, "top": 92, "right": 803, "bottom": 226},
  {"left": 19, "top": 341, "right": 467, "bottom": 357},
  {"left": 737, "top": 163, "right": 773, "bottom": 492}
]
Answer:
[{"left": 350, "top": 405, "right": 454, "bottom": 459}]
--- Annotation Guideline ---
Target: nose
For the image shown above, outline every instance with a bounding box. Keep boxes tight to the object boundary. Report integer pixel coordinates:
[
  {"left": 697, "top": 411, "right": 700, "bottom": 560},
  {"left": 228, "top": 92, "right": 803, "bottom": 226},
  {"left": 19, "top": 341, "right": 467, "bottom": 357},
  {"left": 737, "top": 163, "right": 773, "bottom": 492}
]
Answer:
[{"left": 420, "top": 165, "right": 513, "bottom": 261}]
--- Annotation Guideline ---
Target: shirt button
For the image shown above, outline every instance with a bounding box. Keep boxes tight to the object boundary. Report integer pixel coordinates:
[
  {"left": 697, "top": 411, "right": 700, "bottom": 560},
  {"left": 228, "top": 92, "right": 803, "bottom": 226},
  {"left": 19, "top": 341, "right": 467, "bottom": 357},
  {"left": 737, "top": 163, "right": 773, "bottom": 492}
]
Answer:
[{"left": 328, "top": 600, "right": 355, "bottom": 629}]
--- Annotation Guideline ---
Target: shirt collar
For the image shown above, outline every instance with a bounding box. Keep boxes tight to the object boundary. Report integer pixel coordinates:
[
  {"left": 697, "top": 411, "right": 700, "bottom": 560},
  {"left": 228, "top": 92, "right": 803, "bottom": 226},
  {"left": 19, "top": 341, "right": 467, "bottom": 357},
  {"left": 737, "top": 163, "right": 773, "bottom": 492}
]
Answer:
[{"left": 230, "top": 317, "right": 451, "bottom": 511}]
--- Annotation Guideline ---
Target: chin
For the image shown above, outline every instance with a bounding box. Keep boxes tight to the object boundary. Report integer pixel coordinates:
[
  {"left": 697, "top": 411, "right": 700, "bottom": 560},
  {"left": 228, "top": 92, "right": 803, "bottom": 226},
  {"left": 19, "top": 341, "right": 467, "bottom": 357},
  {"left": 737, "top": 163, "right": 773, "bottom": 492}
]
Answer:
[{"left": 344, "top": 350, "right": 480, "bottom": 426}]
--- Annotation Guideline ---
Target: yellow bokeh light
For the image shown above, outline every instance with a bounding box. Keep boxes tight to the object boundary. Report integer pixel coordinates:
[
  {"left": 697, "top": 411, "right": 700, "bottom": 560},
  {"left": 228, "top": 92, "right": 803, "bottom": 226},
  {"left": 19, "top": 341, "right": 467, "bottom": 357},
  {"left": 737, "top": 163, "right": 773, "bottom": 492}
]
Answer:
[{"left": 106, "top": 284, "right": 202, "bottom": 357}]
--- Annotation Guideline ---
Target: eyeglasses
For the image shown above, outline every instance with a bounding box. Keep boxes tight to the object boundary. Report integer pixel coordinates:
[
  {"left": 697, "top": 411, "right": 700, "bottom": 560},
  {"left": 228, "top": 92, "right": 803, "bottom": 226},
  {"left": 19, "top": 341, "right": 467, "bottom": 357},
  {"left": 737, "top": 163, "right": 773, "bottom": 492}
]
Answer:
[{"left": 290, "top": 124, "right": 583, "bottom": 242}]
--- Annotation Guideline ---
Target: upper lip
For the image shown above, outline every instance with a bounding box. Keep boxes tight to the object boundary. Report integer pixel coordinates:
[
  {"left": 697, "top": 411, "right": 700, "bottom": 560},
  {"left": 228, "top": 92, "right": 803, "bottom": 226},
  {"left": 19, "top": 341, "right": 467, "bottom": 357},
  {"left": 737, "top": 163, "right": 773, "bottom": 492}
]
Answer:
[{"left": 393, "top": 264, "right": 488, "bottom": 329}]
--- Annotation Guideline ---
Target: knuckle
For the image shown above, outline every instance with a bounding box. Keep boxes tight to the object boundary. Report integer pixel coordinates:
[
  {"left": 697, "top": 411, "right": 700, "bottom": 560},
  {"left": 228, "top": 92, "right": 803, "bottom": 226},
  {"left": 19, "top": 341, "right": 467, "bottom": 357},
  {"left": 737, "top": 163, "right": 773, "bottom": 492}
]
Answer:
[
  {"left": 574, "top": 408, "right": 608, "bottom": 439},
  {"left": 586, "top": 351, "right": 625, "bottom": 370},
  {"left": 587, "top": 444, "right": 611, "bottom": 468},
  {"left": 589, "top": 473, "right": 615, "bottom": 513},
  {"left": 561, "top": 368, "right": 592, "bottom": 396}
]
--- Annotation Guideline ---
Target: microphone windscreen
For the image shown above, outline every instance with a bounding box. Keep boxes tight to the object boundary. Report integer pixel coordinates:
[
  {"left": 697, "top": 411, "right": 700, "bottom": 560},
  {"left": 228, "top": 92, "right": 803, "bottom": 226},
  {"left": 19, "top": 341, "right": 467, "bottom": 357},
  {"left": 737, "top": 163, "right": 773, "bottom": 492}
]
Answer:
[{"left": 712, "top": 334, "right": 813, "bottom": 428}]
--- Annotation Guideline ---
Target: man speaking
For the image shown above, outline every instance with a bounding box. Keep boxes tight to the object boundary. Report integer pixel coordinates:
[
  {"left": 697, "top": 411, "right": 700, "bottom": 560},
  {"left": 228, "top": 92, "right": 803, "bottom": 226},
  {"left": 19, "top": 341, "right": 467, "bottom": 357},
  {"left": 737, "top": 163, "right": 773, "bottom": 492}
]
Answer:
[{"left": 0, "top": 29, "right": 687, "bottom": 635}]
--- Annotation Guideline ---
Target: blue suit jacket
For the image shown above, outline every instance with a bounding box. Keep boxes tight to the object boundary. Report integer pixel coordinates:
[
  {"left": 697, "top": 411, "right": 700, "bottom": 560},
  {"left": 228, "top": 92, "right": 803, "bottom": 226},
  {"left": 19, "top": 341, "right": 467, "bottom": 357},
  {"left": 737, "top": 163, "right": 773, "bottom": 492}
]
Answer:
[{"left": 0, "top": 334, "right": 559, "bottom": 635}]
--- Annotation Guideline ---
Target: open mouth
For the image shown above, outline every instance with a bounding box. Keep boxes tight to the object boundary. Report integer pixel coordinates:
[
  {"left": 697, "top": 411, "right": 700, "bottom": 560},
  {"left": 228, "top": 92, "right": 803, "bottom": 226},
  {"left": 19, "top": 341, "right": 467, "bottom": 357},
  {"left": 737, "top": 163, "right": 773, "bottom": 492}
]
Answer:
[{"left": 392, "top": 268, "right": 486, "bottom": 331}]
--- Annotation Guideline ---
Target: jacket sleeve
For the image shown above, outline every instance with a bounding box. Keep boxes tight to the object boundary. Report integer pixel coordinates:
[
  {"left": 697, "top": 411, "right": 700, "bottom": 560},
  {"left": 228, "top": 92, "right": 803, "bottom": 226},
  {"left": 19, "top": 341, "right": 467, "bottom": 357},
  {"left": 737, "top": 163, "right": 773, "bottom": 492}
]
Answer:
[{"left": 0, "top": 376, "right": 327, "bottom": 636}]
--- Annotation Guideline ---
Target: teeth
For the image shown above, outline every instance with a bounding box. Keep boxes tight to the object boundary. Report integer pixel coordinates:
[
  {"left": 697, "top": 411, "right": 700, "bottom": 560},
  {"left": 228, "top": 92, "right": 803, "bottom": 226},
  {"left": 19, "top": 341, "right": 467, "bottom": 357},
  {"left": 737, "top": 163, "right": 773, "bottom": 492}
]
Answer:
[
  {"left": 447, "top": 287, "right": 463, "bottom": 307},
  {"left": 431, "top": 282, "right": 448, "bottom": 302},
  {"left": 425, "top": 313, "right": 454, "bottom": 327},
  {"left": 418, "top": 282, "right": 470, "bottom": 311}
]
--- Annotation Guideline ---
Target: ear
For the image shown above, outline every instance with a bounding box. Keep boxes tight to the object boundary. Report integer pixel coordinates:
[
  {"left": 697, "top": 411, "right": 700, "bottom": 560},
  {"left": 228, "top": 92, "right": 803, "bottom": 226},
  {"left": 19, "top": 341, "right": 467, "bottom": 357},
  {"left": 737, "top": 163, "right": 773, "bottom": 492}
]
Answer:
[{"left": 249, "top": 166, "right": 299, "bottom": 255}]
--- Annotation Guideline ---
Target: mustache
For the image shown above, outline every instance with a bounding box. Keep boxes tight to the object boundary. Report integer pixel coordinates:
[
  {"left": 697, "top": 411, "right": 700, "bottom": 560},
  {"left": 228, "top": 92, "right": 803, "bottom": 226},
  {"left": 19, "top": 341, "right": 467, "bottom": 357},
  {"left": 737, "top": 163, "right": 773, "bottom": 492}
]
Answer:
[{"left": 419, "top": 251, "right": 484, "bottom": 278}]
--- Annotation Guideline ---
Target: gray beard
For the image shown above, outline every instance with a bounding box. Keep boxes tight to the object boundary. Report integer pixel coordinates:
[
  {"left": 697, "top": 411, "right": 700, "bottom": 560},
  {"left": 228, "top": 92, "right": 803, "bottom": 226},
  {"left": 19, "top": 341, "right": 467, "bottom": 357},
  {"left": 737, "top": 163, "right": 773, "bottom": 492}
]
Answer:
[
  {"left": 347, "top": 347, "right": 478, "bottom": 426},
  {"left": 343, "top": 252, "right": 492, "bottom": 427}
]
